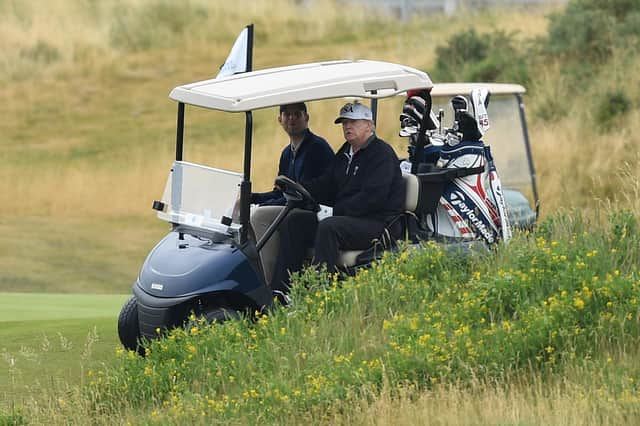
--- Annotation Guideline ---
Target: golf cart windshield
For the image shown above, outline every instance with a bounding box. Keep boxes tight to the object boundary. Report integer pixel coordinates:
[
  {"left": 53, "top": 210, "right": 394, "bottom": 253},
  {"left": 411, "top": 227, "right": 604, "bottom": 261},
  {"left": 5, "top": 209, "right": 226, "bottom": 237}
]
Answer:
[{"left": 156, "top": 161, "right": 242, "bottom": 237}]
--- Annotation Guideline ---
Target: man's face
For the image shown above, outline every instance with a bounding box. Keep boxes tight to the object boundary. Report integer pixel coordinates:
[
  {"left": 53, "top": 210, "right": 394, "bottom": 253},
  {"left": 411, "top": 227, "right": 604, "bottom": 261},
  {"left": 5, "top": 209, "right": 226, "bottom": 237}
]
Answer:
[
  {"left": 341, "top": 119, "right": 372, "bottom": 145},
  {"left": 278, "top": 107, "right": 309, "bottom": 137}
]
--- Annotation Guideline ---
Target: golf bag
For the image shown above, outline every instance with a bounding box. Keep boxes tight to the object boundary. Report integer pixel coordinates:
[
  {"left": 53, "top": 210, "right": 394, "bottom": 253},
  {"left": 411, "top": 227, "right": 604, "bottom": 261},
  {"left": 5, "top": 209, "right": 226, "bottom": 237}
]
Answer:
[{"left": 399, "top": 88, "right": 512, "bottom": 244}]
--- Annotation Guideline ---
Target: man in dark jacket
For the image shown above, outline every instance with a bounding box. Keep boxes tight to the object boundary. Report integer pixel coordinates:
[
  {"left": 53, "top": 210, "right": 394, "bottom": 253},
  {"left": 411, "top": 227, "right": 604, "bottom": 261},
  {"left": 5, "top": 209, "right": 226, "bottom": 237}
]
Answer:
[
  {"left": 270, "top": 102, "right": 405, "bottom": 295},
  {"left": 251, "top": 102, "right": 333, "bottom": 287},
  {"left": 251, "top": 102, "right": 334, "bottom": 205}
]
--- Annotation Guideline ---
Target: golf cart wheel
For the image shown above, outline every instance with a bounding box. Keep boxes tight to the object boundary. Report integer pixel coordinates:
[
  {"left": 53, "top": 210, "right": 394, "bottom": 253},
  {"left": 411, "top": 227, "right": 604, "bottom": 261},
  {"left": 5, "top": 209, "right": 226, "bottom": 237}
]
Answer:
[
  {"left": 203, "top": 306, "right": 241, "bottom": 323},
  {"left": 117, "top": 296, "right": 144, "bottom": 355}
]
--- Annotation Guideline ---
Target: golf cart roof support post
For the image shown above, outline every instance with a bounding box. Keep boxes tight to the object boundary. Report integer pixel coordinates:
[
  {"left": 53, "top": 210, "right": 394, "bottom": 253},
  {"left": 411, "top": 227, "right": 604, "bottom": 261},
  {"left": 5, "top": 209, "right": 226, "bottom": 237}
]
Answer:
[
  {"left": 516, "top": 93, "right": 540, "bottom": 217},
  {"left": 371, "top": 91, "right": 378, "bottom": 124},
  {"left": 238, "top": 25, "right": 253, "bottom": 245},
  {"left": 176, "top": 102, "right": 185, "bottom": 161},
  {"left": 239, "top": 110, "right": 253, "bottom": 244}
]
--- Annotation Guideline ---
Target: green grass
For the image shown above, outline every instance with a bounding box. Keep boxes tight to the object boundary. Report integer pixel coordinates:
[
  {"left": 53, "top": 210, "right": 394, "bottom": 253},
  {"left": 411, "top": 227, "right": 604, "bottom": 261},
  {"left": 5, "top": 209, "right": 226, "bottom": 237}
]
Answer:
[
  {"left": 0, "top": 293, "right": 128, "bottom": 405},
  {"left": 0, "top": 292, "right": 128, "bottom": 322},
  {"left": 39, "top": 212, "right": 639, "bottom": 424},
  {"left": 0, "top": 216, "right": 166, "bottom": 294}
]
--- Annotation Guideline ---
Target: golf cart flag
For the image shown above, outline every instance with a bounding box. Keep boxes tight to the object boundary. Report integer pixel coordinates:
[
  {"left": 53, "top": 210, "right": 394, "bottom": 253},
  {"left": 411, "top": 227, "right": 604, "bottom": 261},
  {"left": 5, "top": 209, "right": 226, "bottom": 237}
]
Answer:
[{"left": 216, "top": 24, "right": 253, "bottom": 78}]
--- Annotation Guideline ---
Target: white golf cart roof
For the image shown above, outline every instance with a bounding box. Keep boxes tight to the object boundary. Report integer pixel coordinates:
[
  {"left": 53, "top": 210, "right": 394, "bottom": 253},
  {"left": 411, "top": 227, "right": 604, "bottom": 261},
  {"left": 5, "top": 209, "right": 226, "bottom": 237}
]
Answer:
[{"left": 169, "top": 59, "right": 433, "bottom": 112}]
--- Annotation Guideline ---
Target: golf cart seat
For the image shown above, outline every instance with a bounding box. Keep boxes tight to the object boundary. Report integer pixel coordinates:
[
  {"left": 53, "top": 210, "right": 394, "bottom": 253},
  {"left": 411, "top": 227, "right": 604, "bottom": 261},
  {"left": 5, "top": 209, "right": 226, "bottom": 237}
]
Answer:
[
  {"left": 336, "top": 166, "right": 479, "bottom": 271},
  {"left": 335, "top": 172, "right": 421, "bottom": 269}
]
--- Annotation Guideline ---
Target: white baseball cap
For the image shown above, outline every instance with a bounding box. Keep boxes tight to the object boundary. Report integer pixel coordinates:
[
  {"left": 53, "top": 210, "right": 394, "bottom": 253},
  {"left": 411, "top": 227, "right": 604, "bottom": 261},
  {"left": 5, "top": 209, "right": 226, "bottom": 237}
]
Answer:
[{"left": 334, "top": 102, "right": 373, "bottom": 124}]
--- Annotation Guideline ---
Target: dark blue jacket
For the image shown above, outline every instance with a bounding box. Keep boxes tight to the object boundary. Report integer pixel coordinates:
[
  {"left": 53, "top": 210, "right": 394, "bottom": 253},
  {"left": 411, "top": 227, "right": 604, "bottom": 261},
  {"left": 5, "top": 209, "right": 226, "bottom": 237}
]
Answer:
[
  {"left": 303, "top": 135, "right": 405, "bottom": 221},
  {"left": 252, "top": 129, "right": 334, "bottom": 205}
]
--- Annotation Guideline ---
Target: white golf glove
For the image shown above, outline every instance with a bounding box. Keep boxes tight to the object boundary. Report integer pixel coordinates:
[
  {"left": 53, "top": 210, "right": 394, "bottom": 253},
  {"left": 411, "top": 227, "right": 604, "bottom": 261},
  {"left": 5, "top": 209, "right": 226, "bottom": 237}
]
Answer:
[{"left": 316, "top": 204, "right": 333, "bottom": 221}]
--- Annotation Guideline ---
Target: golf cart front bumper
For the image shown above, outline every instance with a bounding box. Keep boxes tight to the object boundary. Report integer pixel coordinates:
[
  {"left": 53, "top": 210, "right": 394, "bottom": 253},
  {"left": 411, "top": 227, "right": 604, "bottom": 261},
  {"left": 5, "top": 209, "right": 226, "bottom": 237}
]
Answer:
[
  {"left": 132, "top": 281, "right": 272, "bottom": 340},
  {"left": 133, "top": 284, "right": 197, "bottom": 339}
]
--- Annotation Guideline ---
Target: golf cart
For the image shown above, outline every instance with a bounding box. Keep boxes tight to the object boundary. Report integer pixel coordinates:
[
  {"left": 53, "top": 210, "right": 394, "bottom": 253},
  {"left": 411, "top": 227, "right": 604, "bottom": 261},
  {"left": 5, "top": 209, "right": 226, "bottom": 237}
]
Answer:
[{"left": 117, "top": 59, "right": 538, "bottom": 353}]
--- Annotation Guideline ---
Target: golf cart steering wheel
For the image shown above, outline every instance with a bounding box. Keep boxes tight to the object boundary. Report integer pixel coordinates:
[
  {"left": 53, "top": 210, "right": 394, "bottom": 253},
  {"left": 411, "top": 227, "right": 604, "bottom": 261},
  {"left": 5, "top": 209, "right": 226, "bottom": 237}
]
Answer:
[{"left": 275, "top": 175, "right": 319, "bottom": 211}]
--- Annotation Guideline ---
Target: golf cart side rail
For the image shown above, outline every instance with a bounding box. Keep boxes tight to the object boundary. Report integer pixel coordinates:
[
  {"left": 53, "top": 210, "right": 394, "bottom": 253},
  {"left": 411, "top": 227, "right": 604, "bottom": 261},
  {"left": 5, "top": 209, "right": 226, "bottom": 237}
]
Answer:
[{"left": 516, "top": 92, "right": 539, "bottom": 217}]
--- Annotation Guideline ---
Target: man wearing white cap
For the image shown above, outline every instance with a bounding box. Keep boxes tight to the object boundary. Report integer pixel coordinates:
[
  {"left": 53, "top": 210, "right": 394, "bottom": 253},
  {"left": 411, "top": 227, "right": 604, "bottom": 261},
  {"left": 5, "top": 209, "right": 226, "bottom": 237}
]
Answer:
[{"left": 270, "top": 102, "right": 405, "bottom": 297}]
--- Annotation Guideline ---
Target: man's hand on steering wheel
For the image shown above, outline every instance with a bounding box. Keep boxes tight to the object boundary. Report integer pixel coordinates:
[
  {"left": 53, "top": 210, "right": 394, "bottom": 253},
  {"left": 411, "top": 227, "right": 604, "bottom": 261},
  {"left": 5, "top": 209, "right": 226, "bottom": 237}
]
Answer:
[{"left": 274, "top": 176, "right": 319, "bottom": 212}]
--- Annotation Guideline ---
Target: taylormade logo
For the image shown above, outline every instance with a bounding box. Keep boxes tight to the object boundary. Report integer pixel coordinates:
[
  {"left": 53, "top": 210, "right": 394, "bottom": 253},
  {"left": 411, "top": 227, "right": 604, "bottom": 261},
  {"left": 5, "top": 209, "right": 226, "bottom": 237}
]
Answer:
[{"left": 450, "top": 191, "right": 495, "bottom": 243}]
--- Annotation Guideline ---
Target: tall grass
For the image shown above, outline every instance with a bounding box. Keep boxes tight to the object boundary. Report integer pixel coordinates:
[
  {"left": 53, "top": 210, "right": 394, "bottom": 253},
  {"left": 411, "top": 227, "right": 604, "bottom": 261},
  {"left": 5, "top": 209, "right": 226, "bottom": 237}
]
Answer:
[
  {"left": 0, "top": 0, "right": 559, "bottom": 219},
  {"left": 338, "top": 359, "right": 640, "bottom": 425},
  {"left": 530, "top": 49, "right": 640, "bottom": 211},
  {"left": 6, "top": 209, "right": 638, "bottom": 424},
  {"left": 0, "top": 0, "right": 458, "bottom": 81}
]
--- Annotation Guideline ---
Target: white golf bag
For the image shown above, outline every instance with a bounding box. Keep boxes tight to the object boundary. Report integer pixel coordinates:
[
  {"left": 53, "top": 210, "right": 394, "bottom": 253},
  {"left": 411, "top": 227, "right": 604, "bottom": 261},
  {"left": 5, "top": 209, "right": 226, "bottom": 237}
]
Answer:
[
  {"left": 400, "top": 87, "right": 512, "bottom": 245},
  {"left": 426, "top": 141, "right": 511, "bottom": 244}
]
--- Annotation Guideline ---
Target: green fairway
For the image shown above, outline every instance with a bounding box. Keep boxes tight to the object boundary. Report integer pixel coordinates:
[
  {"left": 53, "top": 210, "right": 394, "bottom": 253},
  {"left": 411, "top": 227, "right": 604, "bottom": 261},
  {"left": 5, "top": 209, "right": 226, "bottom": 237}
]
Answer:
[
  {"left": 0, "top": 293, "right": 129, "bottom": 405},
  {"left": 0, "top": 292, "right": 130, "bottom": 322},
  {"left": 0, "top": 217, "right": 166, "bottom": 295}
]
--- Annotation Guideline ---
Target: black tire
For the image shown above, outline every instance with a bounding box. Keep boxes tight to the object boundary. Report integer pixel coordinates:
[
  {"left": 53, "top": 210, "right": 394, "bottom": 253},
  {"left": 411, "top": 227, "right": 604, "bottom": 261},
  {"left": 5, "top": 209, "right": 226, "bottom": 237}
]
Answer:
[
  {"left": 117, "top": 296, "right": 144, "bottom": 355},
  {"left": 203, "top": 306, "right": 241, "bottom": 323}
]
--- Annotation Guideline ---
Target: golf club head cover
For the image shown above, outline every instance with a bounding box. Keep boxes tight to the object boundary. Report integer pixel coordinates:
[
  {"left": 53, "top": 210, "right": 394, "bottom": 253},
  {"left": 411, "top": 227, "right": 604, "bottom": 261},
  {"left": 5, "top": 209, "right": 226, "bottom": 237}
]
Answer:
[
  {"left": 399, "top": 96, "right": 425, "bottom": 137},
  {"left": 451, "top": 95, "right": 469, "bottom": 113},
  {"left": 451, "top": 95, "right": 482, "bottom": 141},
  {"left": 470, "top": 87, "right": 491, "bottom": 135},
  {"left": 399, "top": 90, "right": 438, "bottom": 137}
]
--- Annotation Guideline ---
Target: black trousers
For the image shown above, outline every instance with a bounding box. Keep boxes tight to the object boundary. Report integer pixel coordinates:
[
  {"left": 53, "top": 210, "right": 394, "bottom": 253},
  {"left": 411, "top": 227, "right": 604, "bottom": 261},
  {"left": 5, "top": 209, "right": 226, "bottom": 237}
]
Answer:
[{"left": 269, "top": 209, "right": 392, "bottom": 292}]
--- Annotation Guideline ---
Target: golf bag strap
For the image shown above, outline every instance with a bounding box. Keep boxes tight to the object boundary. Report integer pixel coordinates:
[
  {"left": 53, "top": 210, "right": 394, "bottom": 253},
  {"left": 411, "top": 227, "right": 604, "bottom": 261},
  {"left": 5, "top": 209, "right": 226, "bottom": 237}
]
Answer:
[
  {"left": 446, "top": 165, "right": 485, "bottom": 179},
  {"left": 484, "top": 145, "right": 512, "bottom": 242},
  {"left": 418, "top": 165, "right": 485, "bottom": 182}
]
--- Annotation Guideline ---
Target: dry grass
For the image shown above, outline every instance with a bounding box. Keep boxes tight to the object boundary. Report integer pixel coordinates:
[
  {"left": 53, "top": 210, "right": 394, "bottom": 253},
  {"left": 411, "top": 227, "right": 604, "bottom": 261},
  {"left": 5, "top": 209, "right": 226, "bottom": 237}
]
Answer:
[
  {"left": 1, "top": 1, "right": 638, "bottom": 224},
  {"left": 530, "top": 51, "right": 640, "bottom": 213},
  {"left": 341, "top": 382, "right": 636, "bottom": 426},
  {"left": 0, "top": 1, "right": 580, "bottom": 220},
  {"left": 334, "top": 352, "right": 640, "bottom": 426}
]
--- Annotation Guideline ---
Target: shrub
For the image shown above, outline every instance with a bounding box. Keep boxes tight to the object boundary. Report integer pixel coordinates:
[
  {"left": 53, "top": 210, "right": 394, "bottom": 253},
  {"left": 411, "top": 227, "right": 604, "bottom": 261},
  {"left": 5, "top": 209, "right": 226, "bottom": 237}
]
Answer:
[
  {"left": 539, "top": 0, "right": 640, "bottom": 76},
  {"left": 533, "top": 96, "right": 567, "bottom": 122},
  {"left": 543, "top": 4, "right": 616, "bottom": 64},
  {"left": 578, "top": 0, "right": 640, "bottom": 20},
  {"left": 19, "top": 40, "right": 60, "bottom": 64},
  {"left": 594, "top": 89, "right": 632, "bottom": 130},
  {"left": 619, "top": 11, "right": 640, "bottom": 42},
  {"left": 433, "top": 29, "right": 529, "bottom": 84},
  {"left": 434, "top": 28, "right": 489, "bottom": 78}
]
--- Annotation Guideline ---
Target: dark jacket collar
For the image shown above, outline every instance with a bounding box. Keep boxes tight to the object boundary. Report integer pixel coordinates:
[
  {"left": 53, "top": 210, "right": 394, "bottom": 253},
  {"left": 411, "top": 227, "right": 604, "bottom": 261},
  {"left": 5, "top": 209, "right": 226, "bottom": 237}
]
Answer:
[
  {"left": 359, "top": 133, "right": 376, "bottom": 151},
  {"left": 290, "top": 129, "right": 312, "bottom": 152},
  {"left": 344, "top": 133, "right": 376, "bottom": 155}
]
